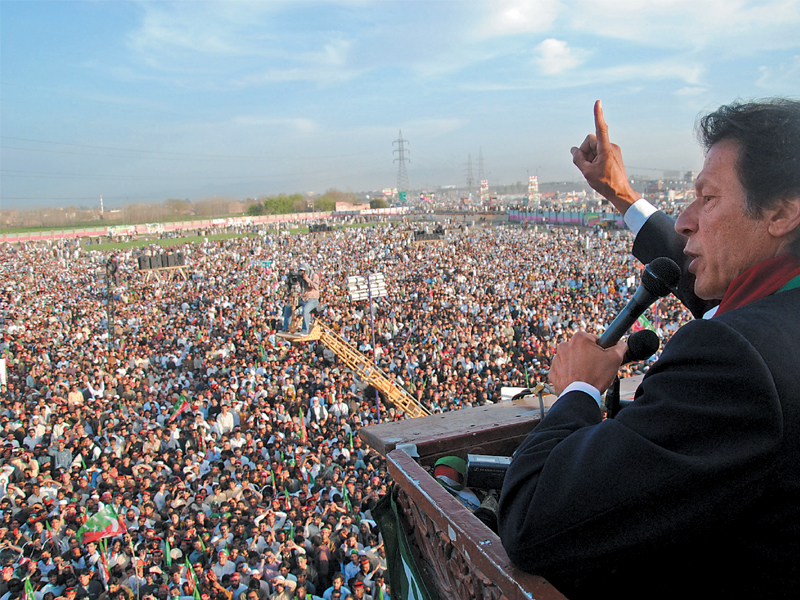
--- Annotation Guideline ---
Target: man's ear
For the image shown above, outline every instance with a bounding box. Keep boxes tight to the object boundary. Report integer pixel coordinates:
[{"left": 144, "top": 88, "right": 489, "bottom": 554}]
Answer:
[{"left": 768, "top": 196, "right": 800, "bottom": 244}]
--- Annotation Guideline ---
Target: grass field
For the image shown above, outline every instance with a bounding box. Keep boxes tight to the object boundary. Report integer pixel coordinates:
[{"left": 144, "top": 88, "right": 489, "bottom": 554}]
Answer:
[
  {"left": 84, "top": 222, "right": 386, "bottom": 251},
  {"left": 86, "top": 232, "right": 258, "bottom": 252}
]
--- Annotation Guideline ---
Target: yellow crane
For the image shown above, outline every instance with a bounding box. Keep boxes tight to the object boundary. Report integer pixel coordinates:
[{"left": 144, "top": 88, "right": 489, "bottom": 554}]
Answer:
[{"left": 279, "top": 322, "right": 430, "bottom": 419}]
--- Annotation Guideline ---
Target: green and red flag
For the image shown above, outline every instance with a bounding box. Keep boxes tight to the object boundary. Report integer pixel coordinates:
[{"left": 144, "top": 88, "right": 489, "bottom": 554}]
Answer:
[
  {"left": 24, "top": 577, "right": 35, "bottom": 600},
  {"left": 170, "top": 394, "right": 190, "bottom": 421},
  {"left": 298, "top": 408, "right": 308, "bottom": 444},
  {"left": 76, "top": 505, "right": 126, "bottom": 544},
  {"left": 184, "top": 558, "right": 201, "bottom": 600},
  {"left": 631, "top": 314, "right": 656, "bottom": 333},
  {"left": 97, "top": 538, "right": 111, "bottom": 588}
]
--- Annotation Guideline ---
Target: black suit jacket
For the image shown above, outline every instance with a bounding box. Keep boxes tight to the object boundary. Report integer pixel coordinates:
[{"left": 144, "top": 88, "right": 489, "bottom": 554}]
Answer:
[{"left": 498, "top": 212, "right": 800, "bottom": 599}]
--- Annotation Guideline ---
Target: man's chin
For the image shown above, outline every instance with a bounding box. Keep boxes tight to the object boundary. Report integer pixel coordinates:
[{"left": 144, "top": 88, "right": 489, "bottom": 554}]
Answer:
[{"left": 691, "top": 276, "right": 724, "bottom": 301}]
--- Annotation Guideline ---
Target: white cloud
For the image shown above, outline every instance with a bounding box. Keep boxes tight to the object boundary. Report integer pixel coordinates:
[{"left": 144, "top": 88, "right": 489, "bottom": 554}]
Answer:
[
  {"left": 567, "top": 0, "right": 800, "bottom": 56},
  {"left": 483, "top": 0, "right": 562, "bottom": 36},
  {"left": 128, "top": 1, "right": 263, "bottom": 60},
  {"left": 231, "top": 39, "right": 366, "bottom": 87},
  {"left": 462, "top": 55, "right": 704, "bottom": 90},
  {"left": 536, "top": 38, "right": 582, "bottom": 74}
]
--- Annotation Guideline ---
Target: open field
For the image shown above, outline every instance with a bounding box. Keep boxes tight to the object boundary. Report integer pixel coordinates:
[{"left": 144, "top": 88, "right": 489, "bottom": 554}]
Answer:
[{"left": 84, "top": 222, "right": 388, "bottom": 251}]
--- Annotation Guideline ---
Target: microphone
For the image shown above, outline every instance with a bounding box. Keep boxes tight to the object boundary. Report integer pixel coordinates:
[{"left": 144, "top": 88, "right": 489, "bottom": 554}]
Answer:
[
  {"left": 606, "top": 330, "right": 660, "bottom": 418},
  {"left": 622, "top": 329, "right": 660, "bottom": 364},
  {"left": 597, "top": 257, "right": 680, "bottom": 349}
]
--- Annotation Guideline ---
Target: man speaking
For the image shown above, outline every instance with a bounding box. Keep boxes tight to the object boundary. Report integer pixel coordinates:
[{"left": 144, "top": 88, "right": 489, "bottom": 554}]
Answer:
[{"left": 498, "top": 100, "right": 800, "bottom": 600}]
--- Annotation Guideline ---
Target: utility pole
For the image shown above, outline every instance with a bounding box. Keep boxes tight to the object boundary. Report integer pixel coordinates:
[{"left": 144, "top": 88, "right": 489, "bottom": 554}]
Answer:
[
  {"left": 465, "top": 154, "right": 475, "bottom": 198},
  {"left": 477, "top": 147, "right": 485, "bottom": 183},
  {"left": 393, "top": 130, "right": 410, "bottom": 194},
  {"left": 104, "top": 255, "right": 118, "bottom": 353}
]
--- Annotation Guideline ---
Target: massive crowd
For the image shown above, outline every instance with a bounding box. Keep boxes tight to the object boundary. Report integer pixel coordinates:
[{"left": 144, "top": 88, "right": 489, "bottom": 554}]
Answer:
[{"left": 0, "top": 219, "right": 693, "bottom": 600}]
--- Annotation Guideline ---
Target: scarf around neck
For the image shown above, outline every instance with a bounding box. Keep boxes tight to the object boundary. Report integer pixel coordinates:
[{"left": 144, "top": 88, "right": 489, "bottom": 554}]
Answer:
[{"left": 715, "top": 254, "right": 800, "bottom": 317}]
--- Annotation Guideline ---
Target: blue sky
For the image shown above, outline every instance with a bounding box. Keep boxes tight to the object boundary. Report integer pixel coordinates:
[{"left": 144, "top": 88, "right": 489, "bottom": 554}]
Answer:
[{"left": 2, "top": 0, "right": 799, "bottom": 209}]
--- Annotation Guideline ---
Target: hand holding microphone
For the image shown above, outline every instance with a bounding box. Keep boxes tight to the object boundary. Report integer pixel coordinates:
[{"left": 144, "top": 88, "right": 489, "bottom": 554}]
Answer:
[{"left": 549, "top": 258, "right": 680, "bottom": 396}]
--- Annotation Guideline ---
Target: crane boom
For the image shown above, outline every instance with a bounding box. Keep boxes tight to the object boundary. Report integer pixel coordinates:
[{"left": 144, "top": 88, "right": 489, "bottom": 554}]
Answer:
[{"left": 280, "top": 322, "right": 430, "bottom": 419}]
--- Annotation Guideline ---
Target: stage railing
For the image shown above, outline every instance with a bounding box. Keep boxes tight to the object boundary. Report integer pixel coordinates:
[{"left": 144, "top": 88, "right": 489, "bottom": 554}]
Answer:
[{"left": 361, "top": 376, "right": 644, "bottom": 600}]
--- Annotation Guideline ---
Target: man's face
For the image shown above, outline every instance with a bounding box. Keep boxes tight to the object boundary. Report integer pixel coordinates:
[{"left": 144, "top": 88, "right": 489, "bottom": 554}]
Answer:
[{"left": 677, "top": 139, "right": 790, "bottom": 300}]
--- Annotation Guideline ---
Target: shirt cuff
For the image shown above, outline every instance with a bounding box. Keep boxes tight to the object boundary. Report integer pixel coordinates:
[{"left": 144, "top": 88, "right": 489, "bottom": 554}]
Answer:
[
  {"left": 623, "top": 198, "right": 658, "bottom": 235},
  {"left": 559, "top": 381, "right": 602, "bottom": 407}
]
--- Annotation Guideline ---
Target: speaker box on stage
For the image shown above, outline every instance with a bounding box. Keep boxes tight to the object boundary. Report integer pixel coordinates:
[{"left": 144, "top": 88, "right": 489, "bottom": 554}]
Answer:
[
  {"left": 149, "top": 255, "right": 162, "bottom": 269},
  {"left": 166, "top": 253, "right": 177, "bottom": 268},
  {"left": 176, "top": 252, "right": 185, "bottom": 266},
  {"left": 138, "top": 256, "right": 150, "bottom": 270}
]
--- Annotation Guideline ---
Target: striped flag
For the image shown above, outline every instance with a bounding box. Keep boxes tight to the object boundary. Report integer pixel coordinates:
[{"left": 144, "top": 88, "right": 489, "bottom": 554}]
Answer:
[
  {"left": 170, "top": 394, "right": 190, "bottom": 421},
  {"left": 76, "top": 505, "right": 126, "bottom": 544},
  {"left": 184, "top": 558, "right": 201, "bottom": 600},
  {"left": 98, "top": 538, "right": 111, "bottom": 588},
  {"left": 298, "top": 408, "right": 308, "bottom": 444},
  {"left": 373, "top": 486, "right": 436, "bottom": 600},
  {"left": 631, "top": 314, "right": 656, "bottom": 332}
]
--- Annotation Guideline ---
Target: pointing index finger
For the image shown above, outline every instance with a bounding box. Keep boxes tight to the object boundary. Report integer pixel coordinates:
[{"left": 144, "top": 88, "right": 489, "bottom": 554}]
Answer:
[{"left": 594, "top": 99, "right": 610, "bottom": 154}]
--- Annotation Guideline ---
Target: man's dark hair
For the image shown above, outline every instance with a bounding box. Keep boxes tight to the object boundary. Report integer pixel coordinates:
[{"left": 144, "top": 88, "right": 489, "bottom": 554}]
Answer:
[{"left": 697, "top": 99, "right": 800, "bottom": 219}]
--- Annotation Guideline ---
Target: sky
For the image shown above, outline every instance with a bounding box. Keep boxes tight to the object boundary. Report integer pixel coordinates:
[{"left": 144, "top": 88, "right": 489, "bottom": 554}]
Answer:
[{"left": 1, "top": 0, "right": 799, "bottom": 210}]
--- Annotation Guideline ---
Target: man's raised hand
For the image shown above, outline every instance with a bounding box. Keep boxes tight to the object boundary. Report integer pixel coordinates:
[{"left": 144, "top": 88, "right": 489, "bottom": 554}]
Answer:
[{"left": 570, "top": 100, "right": 639, "bottom": 215}]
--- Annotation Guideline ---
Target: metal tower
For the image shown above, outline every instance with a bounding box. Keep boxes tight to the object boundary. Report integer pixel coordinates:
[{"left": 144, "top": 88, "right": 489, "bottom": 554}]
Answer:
[
  {"left": 466, "top": 154, "right": 474, "bottom": 197},
  {"left": 393, "top": 130, "right": 410, "bottom": 192}
]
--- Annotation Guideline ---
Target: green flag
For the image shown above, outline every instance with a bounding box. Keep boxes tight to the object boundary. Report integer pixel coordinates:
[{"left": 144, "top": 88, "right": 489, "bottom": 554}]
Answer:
[
  {"left": 76, "top": 505, "right": 126, "bottom": 544},
  {"left": 184, "top": 558, "right": 201, "bottom": 600},
  {"left": 373, "top": 486, "right": 438, "bottom": 600},
  {"left": 170, "top": 394, "right": 190, "bottom": 421},
  {"left": 632, "top": 314, "right": 656, "bottom": 332},
  {"left": 343, "top": 485, "right": 352, "bottom": 513},
  {"left": 24, "top": 577, "right": 35, "bottom": 600}
]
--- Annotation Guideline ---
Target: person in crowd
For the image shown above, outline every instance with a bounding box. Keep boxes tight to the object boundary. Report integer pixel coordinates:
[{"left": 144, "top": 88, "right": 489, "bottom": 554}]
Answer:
[{"left": 282, "top": 264, "right": 320, "bottom": 336}]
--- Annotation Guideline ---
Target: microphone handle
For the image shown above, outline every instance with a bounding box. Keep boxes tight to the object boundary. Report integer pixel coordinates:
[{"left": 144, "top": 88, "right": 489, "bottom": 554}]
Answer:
[
  {"left": 606, "top": 376, "right": 621, "bottom": 419},
  {"left": 597, "top": 284, "right": 654, "bottom": 348}
]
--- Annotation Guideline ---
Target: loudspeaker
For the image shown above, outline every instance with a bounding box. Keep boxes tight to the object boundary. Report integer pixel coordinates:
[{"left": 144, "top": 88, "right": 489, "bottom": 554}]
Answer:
[
  {"left": 138, "top": 256, "right": 150, "bottom": 270},
  {"left": 149, "top": 255, "right": 162, "bottom": 269},
  {"left": 176, "top": 252, "right": 185, "bottom": 266},
  {"left": 166, "top": 253, "right": 177, "bottom": 268}
]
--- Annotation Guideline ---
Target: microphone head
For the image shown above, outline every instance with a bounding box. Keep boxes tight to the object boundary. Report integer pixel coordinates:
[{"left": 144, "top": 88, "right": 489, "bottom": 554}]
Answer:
[
  {"left": 642, "top": 257, "right": 681, "bottom": 298},
  {"left": 625, "top": 329, "right": 660, "bottom": 363}
]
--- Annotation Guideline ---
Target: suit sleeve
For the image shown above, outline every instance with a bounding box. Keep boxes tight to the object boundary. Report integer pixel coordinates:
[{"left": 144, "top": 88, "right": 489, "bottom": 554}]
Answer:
[
  {"left": 631, "top": 211, "right": 716, "bottom": 318},
  {"left": 497, "top": 318, "right": 782, "bottom": 580}
]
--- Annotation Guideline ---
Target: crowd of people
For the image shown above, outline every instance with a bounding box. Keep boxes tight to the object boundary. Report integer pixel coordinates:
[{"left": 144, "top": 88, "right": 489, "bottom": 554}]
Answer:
[{"left": 0, "top": 219, "right": 692, "bottom": 600}]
